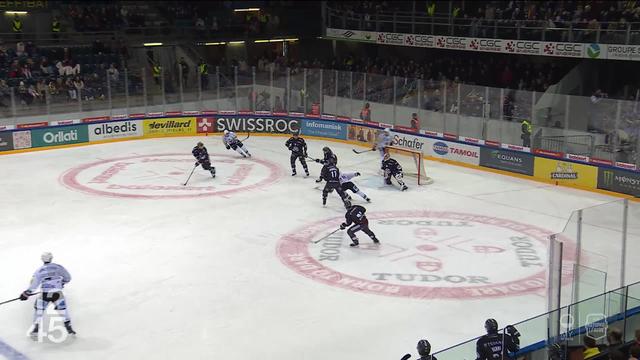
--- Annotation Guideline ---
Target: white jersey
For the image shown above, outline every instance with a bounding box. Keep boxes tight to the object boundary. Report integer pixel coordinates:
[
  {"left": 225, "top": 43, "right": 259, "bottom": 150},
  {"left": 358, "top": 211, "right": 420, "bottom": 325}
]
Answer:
[
  {"left": 339, "top": 172, "right": 358, "bottom": 184},
  {"left": 26, "top": 262, "right": 71, "bottom": 294},
  {"left": 223, "top": 132, "right": 239, "bottom": 146},
  {"left": 375, "top": 132, "right": 393, "bottom": 150}
]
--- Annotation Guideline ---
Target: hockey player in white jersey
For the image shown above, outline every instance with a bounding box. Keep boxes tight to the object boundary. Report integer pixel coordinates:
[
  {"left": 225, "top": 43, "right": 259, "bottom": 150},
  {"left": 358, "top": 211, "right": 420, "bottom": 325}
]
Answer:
[
  {"left": 373, "top": 128, "right": 393, "bottom": 165},
  {"left": 19, "top": 252, "right": 76, "bottom": 339},
  {"left": 339, "top": 171, "right": 371, "bottom": 202},
  {"left": 222, "top": 130, "right": 251, "bottom": 157}
]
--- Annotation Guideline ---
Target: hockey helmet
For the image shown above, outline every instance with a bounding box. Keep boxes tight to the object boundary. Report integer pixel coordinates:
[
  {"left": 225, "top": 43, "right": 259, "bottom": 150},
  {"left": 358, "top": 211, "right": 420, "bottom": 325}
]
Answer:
[
  {"left": 485, "top": 318, "right": 499, "bottom": 333},
  {"left": 292, "top": 131, "right": 299, "bottom": 137},
  {"left": 384, "top": 128, "right": 390, "bottom": 134},
  {"left": 223, "top": 130, "right": 229, "bottom": 135},
  {"left": 383, "top": 153, "right": 391, "bottom": 161},
  {"left": 417, "top": 339, "right": 431, "bottom": 356},
  {"left": 197, "top": 142, "right": 204, "bottom": 148},
  {"left": 322, "top": 147, "right": 331, "bottom": 153},
  {"left": 41, "top": 252, "right": 53, "bottom": 263}
]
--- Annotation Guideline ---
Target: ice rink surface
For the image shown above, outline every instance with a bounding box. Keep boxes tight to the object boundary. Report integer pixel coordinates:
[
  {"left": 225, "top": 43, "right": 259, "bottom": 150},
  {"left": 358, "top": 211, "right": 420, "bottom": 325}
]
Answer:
[{"left": 0, "top": 135, "right": 621, "bottom": 360}]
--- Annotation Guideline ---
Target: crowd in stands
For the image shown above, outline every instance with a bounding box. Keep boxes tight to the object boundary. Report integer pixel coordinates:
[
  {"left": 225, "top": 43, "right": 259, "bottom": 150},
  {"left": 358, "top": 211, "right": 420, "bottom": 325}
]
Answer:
[
  {"left": 65, "top": 3, "right": 146, "bottom": 32},
  {"left": 0, "top": 39, "right": 124, "bottom": 109}
]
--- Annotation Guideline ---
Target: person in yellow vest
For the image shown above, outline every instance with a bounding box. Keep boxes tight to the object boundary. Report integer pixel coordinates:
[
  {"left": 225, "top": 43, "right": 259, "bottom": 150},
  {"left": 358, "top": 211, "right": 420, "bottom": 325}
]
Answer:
[
  {"left": 452, "top": 7, "right": 461, "bottom": 18},
  {"left": 198, "top": 58, "right": 208, "bottom": 90},
  {"left": 52, "top": 17, "right": 61, "bottom": 41},
  {"left": 521, "top": 119, "right": 532, "bottom": 147},
  {"left": 427, "top": 3, "right": 435, "bottom": 17},
  {"left": 152, "top": 63, "right": 161, "bottom": 86},
  {"left": 12, "top": 15, "right": 23, "bottom": 40},
  {"left": 583, "top": 336, "right": 601, "bottom": 359}
]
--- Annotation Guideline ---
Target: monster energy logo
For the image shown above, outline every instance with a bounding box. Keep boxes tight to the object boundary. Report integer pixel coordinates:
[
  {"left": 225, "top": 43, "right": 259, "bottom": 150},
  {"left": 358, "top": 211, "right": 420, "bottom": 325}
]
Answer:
[{"left": 603, "top": 170, "right": 614, "bottom": 186}]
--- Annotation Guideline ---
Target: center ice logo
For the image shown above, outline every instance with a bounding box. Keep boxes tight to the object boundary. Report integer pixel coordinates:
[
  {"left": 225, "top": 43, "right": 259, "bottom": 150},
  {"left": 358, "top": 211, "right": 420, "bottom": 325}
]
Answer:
[
  {"left": 60, "top": 153, "right": 282, "bottom": 199},
  {"left": 277, "top": 210, "right": 575, "bottom": 299}
]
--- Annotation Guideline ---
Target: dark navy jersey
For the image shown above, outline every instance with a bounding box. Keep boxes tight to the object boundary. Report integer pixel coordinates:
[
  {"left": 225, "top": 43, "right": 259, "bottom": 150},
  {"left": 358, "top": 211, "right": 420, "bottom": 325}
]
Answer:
[
  {"left": 320, "top": 152, "right": 338, "bottom": 165},
  {"left": 476, "top": 333, "right": 520, "bottom": 360},
  {"left": 192, "top": 146, "right": 210, "bottom": 163},
  {"left": 382, "top": 158, "right": 402, "bottom": 175},
  {"left": 285, "top": 137, "right": 307, "bottom": 155},
  {"left": 321, "top": 164, "right": 340, "bottom": 184},
  {"left": 345, "top": 205, "right": 367, "bottom": 226}
]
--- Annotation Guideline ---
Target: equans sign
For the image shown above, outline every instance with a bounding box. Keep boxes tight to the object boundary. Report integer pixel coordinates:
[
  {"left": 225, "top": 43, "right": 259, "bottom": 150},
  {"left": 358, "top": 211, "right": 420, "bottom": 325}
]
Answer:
[
  {"left": 216, "top": 117, "right": 299, "bottom": 134},
  {"left": 31, "top": 125, "right": 89, "bottom": 148},
  {"left": 89, "top": 120, "right": 142, "bottom": 141}
]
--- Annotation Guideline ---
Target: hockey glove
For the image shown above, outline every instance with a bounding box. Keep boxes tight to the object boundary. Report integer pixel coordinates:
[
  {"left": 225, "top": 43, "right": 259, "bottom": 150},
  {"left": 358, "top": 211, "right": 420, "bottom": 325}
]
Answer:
[
  {"left": 315, "top": 158, "right": 321, "bottom": 163},
  {"left": 315, "top": 178, "right": 322, "bottom": 183},
  {"left": 19, "top": 291, "right": 30, "bottom": 301},
  {"left": 505, "top": 325, "right": 520, "bottom": 338},
  {"left": 226, "top": 146, "right": 230, "bottom": 150},
  {"left": 355, "top": 172, "right": 361, "bottom": 176},
  {"left": 194, "top": 162, "right": 200, "bottom": 167},
  {"left": 340, "top": 223, "right": 347, "bottom": 230}
]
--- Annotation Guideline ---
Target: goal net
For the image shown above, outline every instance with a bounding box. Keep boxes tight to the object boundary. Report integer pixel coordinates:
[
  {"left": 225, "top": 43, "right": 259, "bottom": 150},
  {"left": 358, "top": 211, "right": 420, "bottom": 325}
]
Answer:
[{"left": 385, "top": 146, "right": 433, "bottom": 185}]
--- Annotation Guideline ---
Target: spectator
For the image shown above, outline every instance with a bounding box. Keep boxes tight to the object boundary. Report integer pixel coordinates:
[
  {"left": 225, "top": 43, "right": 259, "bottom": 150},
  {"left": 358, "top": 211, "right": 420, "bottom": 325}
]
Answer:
[
  {"left": 107, "top": 63, "right": 119, "bottom": 82},
  {"left": 360, "top": 102, "right": 371, "bottom": 120},
  {"left": 608, "top": 350, "right": 626, "bottom": 360},
  {"left": 16, "top": 42, "right": 25, "bottom": 57},
  {"left": 198, "top": 58, "right": 209, "bottom": 90},
  {"left": 51, "top": 16, "right": 61, "bottom": 40},
  {"left": 40, "top": 57, "right": 53, "bottom": 75},
  {"left": 18, "top": 81, "right": 32, "bottom": 105},
  {"left": 630, "top": 345, "right": 640, "bottom": 360},
  {"left": 410, "top": 112, "right": 420, "bottom": 131},
  {"left": 27, "top": 84, "right": 42, "bottom": 103},
  {"left": 607, "top": 328, "right": 624, "bottom": 350},
  {"left": 274, "top": 95, "right": 284, "bottom": 112},
  {"left": 583, "top": 336, "right": 601, "bottom": 359},
  {"left": 48, "top": 80, "right": 59, "bottom": 96},
  {"left": 178, "top": 57, "right": 189, "bottom": 86}
]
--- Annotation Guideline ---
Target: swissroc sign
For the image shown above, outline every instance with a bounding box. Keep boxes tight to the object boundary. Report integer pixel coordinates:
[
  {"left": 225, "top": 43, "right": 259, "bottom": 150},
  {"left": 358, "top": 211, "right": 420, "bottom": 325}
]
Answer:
[{"left": 215, "top": 117, "right": 300, "bottom": 134}]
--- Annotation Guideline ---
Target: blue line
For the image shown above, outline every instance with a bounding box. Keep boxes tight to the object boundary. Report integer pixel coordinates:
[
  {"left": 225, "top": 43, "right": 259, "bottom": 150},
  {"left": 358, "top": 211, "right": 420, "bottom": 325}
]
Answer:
[{"left": 0, "top": 338, "right": 30, "bottom": 360}]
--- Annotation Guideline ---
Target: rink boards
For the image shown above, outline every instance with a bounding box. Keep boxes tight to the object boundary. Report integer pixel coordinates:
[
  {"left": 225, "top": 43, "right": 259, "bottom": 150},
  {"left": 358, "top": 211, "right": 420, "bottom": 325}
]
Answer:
[{"left": 0, "top": 111, "right": 638, "bottom": 198}]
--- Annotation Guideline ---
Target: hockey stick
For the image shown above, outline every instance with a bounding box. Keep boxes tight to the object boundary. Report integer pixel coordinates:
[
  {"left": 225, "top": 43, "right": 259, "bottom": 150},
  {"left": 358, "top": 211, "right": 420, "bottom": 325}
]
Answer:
[
  {"left": 241, "top": 132, "right": 250, "bottom": 141},
  {"left": 400, "top": 354, "right": 411, "bottom": 360},
  {"left": 352, "top": 148, "right": 375, "bottom": 154},
  {"left": 182, "top": 164, "right": 197, "bottom": 186},
  {"left": 0, "top": 292, "right": 40, "bottom": 306},
  {"left": 311, "top": 228, "right": 342, "bottom": 244}
]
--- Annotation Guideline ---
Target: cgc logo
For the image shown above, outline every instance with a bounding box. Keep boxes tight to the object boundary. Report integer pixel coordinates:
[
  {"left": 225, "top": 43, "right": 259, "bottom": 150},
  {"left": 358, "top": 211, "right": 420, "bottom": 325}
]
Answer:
[
  {"left": 504, "top": 40, "right": 541, "bottom": 54},
  {"left": 377, "top": 32, "right": 403, "bottom": 45},
  {"left": 278, "top": 211, "right": 575, "bottom": 299}
]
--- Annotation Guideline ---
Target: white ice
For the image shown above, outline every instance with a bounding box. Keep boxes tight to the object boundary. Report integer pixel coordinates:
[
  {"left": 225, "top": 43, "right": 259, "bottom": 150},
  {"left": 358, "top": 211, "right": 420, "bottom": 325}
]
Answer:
[{"left": 0, "top": 135, "right": 626, "bottom": 360}]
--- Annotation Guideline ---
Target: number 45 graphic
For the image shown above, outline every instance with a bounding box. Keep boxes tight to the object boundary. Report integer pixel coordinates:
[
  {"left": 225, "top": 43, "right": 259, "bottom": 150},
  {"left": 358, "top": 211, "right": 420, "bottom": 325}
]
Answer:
[{"left": 28, "top": 307, "right": 69, "bottom": 343}]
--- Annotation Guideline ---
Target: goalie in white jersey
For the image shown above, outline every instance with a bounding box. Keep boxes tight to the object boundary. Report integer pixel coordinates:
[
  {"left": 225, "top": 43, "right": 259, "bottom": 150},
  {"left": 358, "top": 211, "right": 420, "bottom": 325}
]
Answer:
[
  {"left": 373, "top": 128, "right": 393, "bottom": 165},
  {"left": 222, "top": 130, "right": 251, "bottom": 158},
  {"left": 340, "top": 171, "right": 371, "bottom": 202},
  {"left": 19, "top": 252, "right": 76, "bottom": 338}
]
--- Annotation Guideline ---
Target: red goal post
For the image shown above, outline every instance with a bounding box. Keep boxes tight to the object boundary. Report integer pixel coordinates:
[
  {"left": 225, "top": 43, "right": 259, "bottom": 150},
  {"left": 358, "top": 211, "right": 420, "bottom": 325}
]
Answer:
[{"left": 385, "top": 146, "right": 434, "bottom": 185}]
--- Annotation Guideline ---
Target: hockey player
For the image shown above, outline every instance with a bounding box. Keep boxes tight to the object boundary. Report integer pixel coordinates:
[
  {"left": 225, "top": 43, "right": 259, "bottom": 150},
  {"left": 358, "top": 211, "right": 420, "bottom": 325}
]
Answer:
[
  {"left": 382, "top": 153, "right": 408, "bottom": 191},
  {"left": 476, "top": 319, "right": 520, "bottom": 360},
  {"left": 192, "top": 142, "right": 216, "bottom": 178},
  {"left": 373, "top": 128, "right": 393, "bottom": 164},
  {"left": 416, "top": 339, "right": 437, "bottom": 360},
  {"left": 339, "top": 171, "right": 371, "bottom": 202},
  {"left": 222, "top": 130, "right": 251, "bottom": 157},
  {"left": 285, "top": 131, "right": 309, "bottom": 176},
  {"left": 19, "top": 252, "right": 76, "bottom": 339},
  {"left": 340, "top": 203, "right": 379, "bottom": 247},
  {"left": 315, "top": 147, "right": 338, "bottom": 182},
  {"left": 319, "top": 162, "right": 350, "bottom": 208}
]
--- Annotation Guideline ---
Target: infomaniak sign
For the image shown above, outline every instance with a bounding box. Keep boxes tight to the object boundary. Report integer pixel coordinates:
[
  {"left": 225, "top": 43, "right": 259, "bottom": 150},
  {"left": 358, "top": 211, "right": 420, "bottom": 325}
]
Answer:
[{"left": 301, "top": 119, "right": 348, "bottom": 140}]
